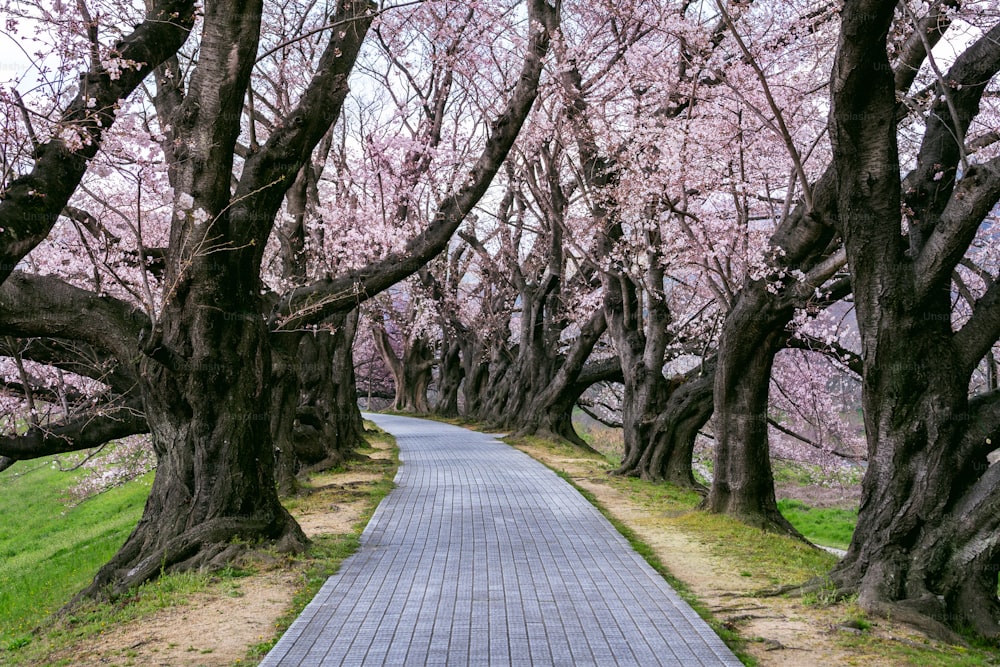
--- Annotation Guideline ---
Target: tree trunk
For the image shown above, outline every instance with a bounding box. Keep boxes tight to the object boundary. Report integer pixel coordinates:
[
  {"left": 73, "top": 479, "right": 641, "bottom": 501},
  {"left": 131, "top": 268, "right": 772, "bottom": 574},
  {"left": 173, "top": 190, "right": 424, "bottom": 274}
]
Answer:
[
  {"left": 617, "top": 362, "right": 714, "bottom": 489},
  {"left": 271, "top": 331, "right": 303, "bottom": 496},
  {"left": 297, "top": 312, "right": 365, "bottom": 470},
  {"left": 460, "top": 339, "right": 490, "bottom": 417},
  {"left": 707, "top": 283, "right": 802, "bottom": 535},
  {"left": 434, "top": 339, "right": 463, "bottom": 417},
  {"left": 372, "top": 324, "right": 433, "bottom": 413},
  {"left": 464, "top": 342, "right": 512, "bottom": 422},
  {"left": 403, "top": 337, "right": 434, "bottom": 413},
  {"left": 828, "top": 323, "right": 996, "bottom": 638},
  {"left": 825, "top": 4, "right": 1000, "bottom": 639},
  {"left": 510, "top": 310, "right": 612, "bottom": 451},
  {"left": 83, "top": 272, "right": 307, "bottom": 598}
]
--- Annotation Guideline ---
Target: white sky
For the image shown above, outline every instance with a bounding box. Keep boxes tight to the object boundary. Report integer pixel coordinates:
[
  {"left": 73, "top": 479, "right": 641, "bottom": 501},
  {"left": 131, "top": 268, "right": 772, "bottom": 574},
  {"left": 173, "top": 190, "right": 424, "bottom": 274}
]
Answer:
[{"left": 0, "top": 26, "right": 49, "bottom": 94}]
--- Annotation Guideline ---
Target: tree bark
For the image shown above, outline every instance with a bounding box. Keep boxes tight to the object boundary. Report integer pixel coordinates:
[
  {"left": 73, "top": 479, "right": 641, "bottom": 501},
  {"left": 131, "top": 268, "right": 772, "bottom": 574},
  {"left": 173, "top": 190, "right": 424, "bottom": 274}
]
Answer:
[
  {"left": 707, "top": 287, "right": 801, "bottom": 532},
  {"left": 460, "top": 338, "right": 491, "bottom": 418},
  {"left": 84, "top": 261, "right": 306, "bottom": 597},
  {"left": 296, "top": 312, "right": 365, "bottom": 469},
  {"left": 434, "top": 339, "right": 463, "bottom": 417},
  {"left": 825, "top": 4, "right": 1000, "bottom": 640},
  {"left": 78, "top": 0, "right": 375, "bottom": 597},
  {"left": 511, "top": 309, "right": 611, "bottom": 451},
  {"left": 271, "top": 331, "right": 303, "bottom": 496},
  {"left": 617, "top": 361, "right": 714, "bottom": 488},
  {"left": 372, "top": 323, "right": 433, "bottom": 413}
]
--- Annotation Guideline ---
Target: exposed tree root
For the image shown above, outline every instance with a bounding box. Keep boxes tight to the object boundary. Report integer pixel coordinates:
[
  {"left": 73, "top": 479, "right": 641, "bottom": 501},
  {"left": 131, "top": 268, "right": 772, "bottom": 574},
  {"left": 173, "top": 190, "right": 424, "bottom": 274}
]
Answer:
[
  {"left": 760, "top": 577, "right": 973, "bottom": 646},
  {"left": 70, "top": 514, "right": 308, "bottom": 606},
  {"left": 862, "top": 600, "right": 968, "bottom": 646}
]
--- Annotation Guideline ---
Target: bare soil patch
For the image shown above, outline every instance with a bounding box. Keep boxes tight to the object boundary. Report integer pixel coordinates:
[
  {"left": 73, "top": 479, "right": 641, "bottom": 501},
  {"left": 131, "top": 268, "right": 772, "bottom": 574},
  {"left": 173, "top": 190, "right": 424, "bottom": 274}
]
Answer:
[
  {"left": 294, "top": 471, "right": 384, "bottom": 537},
  {"left": 61, "top": 570, "right": 299, "bottom": 667}
]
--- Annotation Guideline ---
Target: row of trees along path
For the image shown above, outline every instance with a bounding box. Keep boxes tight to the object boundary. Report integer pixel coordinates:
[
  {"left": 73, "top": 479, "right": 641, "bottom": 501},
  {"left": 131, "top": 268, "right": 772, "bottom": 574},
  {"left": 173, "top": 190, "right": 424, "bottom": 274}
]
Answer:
[{"left": 1, "top": 0, "right": 1000, "bottom": 644}]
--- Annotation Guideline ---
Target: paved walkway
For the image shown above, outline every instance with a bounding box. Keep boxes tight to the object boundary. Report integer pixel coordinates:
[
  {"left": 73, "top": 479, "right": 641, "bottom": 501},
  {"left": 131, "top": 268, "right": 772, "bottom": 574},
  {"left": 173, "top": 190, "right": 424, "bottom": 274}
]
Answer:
[{"left": 261, "top": 414, "right": 741, "bottom": 666}]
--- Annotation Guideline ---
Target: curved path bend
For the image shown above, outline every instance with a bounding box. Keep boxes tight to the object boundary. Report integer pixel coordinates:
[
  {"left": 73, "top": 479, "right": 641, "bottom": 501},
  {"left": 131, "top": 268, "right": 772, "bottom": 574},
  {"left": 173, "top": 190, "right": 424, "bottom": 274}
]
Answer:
[{"left": 261, "top": 413, "right": 741, "bottom": 666}]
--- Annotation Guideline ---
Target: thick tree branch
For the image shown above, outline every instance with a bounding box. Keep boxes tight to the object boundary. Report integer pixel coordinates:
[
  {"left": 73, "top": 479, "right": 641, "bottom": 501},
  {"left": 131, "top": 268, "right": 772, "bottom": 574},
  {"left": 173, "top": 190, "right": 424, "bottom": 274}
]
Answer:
[
  {"left": 232, "top": 0, "right": 376, "bottom": 249},
  {"left": 371, "top": 323, "right": 403, "bottom": 381},
  {"left": 575, "top": 355, "right": 624, "bottom": 389},
  {"left": 0, "top": 337, "right": 138, "bottom": 396},
  {"left": 958, "top": 389, "right": 1000, "bottom": 462},
  {"left": 905, "top": 22, "right": 1000, "bottom": 293},
  {"left": 0, "top": 272, "right": 148, "bottom": 362},
  {"left": 893, "top": 0, "right": 960, "bottom": 94},
  {"left": 0, "top": 399, "right": 148, "bottom": 463},
  {"left": 0, "top": 0, "right": 196, "bottom": 286},
  {"left": 828, "top": 0, "right": 902, "bottom": 271},
  {"left": 270, "top": 0, "right": 559, "bottom": 329},
  {"left": 576, "top": 401, "right": 623, "bottom": 429},
  {"left": 915, "top": 156, "right": 1000, "bottom": 301},
  {"left": 955, "top": 263, "right": 1000, "bottom": 374}
]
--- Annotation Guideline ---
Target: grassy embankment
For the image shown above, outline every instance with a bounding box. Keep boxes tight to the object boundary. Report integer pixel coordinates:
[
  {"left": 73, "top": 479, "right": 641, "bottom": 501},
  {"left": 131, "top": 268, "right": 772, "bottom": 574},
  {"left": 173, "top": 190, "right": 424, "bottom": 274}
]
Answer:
[
  {"left": 0, "top": 457, "right": 152, "bottom": 650},
  {"left": 0, "top": 425, "right": 397, "bottom": 666}
]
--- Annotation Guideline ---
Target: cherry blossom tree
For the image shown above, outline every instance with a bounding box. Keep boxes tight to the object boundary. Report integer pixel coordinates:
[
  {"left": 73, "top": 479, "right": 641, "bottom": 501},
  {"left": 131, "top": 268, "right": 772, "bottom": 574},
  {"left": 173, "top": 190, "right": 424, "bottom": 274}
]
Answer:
[
  {"left": 702, "top": 0, "right": 845, "bottom": 533},
  {"left": 546, "top": 0, "right": 743, "bottom": 485},
  {"left": 704, "top": 0, "right": 977, "bottom": 541},
  {"left": 0, "top": 0, "right": 560, "bottom": 600},
  {"left": 822, "top": 0, "right": 1000, "bottom": 640},
  {"left": 445, "top": 141, "right": 614, "bottom": 448},
  {"left": 368, "top": 284, "right": 437, "bottom": 413},
  {"left": 0, "top": 0, "right": 196, "bottom": 282}
]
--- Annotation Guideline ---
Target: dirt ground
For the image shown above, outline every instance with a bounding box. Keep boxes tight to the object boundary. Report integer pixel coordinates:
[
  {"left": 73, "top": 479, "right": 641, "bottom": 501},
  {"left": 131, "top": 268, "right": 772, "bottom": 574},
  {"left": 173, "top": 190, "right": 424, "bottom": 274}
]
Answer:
[{"left": 56, "top": 570, "right": 300, "bottom": 667}]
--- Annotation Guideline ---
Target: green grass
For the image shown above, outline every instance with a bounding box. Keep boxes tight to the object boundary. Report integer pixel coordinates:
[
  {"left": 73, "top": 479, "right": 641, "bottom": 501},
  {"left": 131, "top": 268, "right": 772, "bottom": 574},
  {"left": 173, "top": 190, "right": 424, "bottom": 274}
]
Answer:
[
  {"left": 772, "top": 458, "right": 863, "bottom": 488},
  {"left": 2, "top": 423, "right": 399, "bottom": 666},
  {"left": 0, "top": 455, "right": 151, "bottom": 650},
  {"left": 777, "top": 499, "right": 857, "bottom": 551},
  {"left": 608, "top": 473, "right": 838, "bottom": 587}
]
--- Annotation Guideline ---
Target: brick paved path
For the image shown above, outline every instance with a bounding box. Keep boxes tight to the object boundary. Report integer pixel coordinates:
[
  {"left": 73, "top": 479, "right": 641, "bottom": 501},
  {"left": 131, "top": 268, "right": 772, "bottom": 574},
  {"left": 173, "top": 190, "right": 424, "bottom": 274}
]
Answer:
[{"left": 261, "top": 413, "right": 741, "bottom": 666}]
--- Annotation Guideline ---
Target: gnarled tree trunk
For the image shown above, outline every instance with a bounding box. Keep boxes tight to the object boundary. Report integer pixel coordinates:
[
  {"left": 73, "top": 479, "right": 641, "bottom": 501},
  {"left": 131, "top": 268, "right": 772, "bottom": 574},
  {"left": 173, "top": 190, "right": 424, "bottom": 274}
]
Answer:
[
  {"left": 825, "top": 3, "right": 1000, "bottom": 640},
  {"left": 512, "top": 310, "right": 613, "bottom": 450},
  {"left": 79, "top": 0, "right": 374, "bottom": 597},
  {"left": 617, "top": 361, "right": 714, "bottom": 488},
  {"left": 434, "top": 339, "right": 463, "bottom": 417},
  {"left": 271, "top": 331, "right": 304, "bottom": 495},
  {"left": 297, "top": 312, "right": 365, "bottom": 469},
  {"left": 372, "top": 324, "right": 433, "bottom": 413},
  {"left": 707, "top": 288, "right": 800, "bottom": 533},
  {"left": 85, "top": 263, "right": 306, "bottom": 597}
]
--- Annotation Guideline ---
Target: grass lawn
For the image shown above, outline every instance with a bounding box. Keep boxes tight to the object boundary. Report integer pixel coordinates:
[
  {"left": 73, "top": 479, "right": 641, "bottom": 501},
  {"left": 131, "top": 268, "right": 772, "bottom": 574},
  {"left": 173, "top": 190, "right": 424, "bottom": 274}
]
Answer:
[
  {"left": 777, "top": 498, "right": 858, "bottom": 551},
  {"left": 0, "top": 455, "right": 151, "bottom": 649}
]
